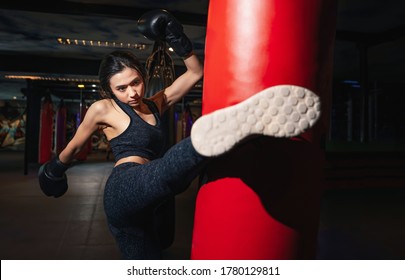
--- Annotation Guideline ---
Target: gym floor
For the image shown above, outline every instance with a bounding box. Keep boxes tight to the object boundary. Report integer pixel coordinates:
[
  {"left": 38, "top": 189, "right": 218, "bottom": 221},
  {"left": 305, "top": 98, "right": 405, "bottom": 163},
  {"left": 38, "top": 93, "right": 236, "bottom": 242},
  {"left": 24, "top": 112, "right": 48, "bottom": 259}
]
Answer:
[
  {"left": 1, "top": 148, "right": 405, "bottom": 260},
  {"left": 0, "top": 149, "right": 198, "bottom": 260}
]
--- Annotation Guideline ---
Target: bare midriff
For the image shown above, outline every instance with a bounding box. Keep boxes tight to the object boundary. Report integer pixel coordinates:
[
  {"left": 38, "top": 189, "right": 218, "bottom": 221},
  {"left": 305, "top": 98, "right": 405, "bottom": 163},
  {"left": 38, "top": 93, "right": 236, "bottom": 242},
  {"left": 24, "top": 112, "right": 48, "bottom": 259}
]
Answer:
[{"left": 115, "top": 156, "right": 150, "bottom": 167}]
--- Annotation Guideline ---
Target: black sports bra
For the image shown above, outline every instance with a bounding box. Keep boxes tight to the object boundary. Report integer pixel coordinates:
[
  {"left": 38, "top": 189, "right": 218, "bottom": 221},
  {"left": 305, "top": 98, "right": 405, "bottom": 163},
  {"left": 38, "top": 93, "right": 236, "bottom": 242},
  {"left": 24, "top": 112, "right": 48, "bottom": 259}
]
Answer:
[{"left": 109, "top": 96, "right": 165, "bottom": 161}]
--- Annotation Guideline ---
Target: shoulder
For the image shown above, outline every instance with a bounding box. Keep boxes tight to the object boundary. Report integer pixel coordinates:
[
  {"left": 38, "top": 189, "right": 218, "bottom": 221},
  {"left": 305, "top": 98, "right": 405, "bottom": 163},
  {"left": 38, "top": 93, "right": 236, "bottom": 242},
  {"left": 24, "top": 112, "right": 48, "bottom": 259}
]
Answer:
[
  {"left": 88, "top": 99, "right": 114, "bottom": 114},
  {"left": 83, "top": 99, "right": 117, "bottom": 125}
]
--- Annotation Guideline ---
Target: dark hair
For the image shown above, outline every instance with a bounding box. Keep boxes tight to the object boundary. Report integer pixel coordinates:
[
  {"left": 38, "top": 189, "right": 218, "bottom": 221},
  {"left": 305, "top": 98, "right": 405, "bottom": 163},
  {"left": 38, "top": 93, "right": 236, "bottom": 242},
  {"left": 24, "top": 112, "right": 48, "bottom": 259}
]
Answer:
[{"left": 98, "top": 50, "right": 147, "bottom": 99}]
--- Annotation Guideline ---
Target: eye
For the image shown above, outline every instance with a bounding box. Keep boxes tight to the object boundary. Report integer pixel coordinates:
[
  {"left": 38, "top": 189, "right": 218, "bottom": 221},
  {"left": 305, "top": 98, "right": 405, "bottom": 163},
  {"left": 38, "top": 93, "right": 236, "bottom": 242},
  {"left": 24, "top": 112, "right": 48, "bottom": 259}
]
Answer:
[
  {"left": 130, "top": 79, "right": 142, "bottom": 86},
  {"left": 116, "top": 86, "right": 127, "bottom": 92}
]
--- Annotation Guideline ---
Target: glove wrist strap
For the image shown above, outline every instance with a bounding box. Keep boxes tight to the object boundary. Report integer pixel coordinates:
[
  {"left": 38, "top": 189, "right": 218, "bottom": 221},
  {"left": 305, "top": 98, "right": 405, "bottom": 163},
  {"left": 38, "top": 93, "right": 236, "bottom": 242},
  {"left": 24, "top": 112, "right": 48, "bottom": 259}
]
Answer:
[{"left": 47, "top": 156, "right": 70, "bottom": 177}]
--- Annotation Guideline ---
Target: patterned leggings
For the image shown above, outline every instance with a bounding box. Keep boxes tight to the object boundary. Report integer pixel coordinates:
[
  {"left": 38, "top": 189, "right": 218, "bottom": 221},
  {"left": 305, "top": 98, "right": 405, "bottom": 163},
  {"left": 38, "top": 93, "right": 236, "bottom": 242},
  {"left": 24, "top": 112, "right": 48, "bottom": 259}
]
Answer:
[{"left": 103, "top": 137, "right": 207, "bottom": 259}]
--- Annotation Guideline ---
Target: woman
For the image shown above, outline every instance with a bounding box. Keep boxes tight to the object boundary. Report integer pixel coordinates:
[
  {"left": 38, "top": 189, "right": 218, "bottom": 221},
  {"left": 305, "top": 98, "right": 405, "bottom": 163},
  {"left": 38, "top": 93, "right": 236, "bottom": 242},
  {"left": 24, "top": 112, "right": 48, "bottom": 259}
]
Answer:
[{"left": 38, "top": 10, "right": 321, "bottom": 259}]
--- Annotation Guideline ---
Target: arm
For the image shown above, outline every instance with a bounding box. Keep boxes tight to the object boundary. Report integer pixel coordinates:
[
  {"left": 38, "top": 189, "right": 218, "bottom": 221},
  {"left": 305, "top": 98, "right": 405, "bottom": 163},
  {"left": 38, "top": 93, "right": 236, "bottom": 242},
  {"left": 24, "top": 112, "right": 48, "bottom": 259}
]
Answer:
[
  {"left": 164, "top": 54, "right": 203, "bottom": 107},
  {"left": 58, "top": 102, "right": 103, "bottom": 164},
  {"left": 38, "top": 101, "right": 106, "bottom": 198}
]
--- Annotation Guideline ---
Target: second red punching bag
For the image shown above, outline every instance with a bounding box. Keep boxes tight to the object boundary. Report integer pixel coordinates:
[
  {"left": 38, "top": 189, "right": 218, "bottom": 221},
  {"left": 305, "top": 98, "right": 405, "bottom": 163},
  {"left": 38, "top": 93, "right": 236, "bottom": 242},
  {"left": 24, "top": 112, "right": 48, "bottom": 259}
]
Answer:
[{"left": 191, "top": 0, "right": 337, "bottom": 259}]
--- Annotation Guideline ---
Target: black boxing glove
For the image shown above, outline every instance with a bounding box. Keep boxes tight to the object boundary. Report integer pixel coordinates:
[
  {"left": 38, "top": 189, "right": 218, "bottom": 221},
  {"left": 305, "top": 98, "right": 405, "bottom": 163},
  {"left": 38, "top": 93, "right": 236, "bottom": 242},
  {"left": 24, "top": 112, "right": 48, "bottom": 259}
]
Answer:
[
  {"left": 38, "top": 156, "right": 70, "bottom": 198},
  {"left": 137, "top": 9, "right": 193, "bottom": 58}
]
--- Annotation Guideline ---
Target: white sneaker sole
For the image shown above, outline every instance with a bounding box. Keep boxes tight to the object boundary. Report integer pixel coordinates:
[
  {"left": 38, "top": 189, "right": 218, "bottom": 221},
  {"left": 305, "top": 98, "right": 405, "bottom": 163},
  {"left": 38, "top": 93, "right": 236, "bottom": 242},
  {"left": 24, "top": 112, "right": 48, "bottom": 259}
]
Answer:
[{"left": 190, "top": 85, "right": 321, "bottom": 157}]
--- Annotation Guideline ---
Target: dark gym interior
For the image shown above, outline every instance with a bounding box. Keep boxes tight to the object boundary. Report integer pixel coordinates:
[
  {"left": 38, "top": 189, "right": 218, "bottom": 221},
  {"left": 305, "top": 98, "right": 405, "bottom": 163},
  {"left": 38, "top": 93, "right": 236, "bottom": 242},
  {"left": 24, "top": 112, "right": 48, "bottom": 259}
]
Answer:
[{"left": 1, "top": 0, "right": 405, "bottom": 260}]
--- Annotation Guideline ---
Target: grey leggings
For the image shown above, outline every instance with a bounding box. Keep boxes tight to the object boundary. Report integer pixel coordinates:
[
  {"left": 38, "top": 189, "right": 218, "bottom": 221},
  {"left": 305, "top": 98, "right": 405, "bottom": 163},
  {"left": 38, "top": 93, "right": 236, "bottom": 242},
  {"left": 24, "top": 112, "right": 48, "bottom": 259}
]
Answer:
[{"left": 103, "top": 137, "right": 207, "bottom": 259}]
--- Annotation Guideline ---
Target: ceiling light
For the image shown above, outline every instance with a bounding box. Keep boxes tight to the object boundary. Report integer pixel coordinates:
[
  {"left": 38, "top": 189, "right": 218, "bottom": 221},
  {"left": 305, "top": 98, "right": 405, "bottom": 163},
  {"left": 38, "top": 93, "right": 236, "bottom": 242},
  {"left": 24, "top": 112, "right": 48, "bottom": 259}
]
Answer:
[
  {"left": 57, "top": 37, "right": 148, "bottom": 50},
  {"left": 4, "top": 74, "right": 99, "bottom": 83}
]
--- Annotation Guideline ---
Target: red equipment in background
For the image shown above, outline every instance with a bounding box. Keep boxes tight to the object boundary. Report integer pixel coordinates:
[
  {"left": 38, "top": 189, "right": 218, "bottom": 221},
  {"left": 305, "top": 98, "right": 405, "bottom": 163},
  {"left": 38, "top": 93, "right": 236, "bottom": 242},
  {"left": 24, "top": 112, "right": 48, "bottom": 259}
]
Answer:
[{"left": 38, "top": 94, "right": 54, "bottom": 164}]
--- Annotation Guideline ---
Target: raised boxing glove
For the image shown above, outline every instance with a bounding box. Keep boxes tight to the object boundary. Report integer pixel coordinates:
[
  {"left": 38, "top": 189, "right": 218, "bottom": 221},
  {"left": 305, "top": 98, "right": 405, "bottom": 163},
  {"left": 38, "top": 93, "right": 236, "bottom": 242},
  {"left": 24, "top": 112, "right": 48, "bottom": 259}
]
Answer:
[
  {"left": 38, "top": 156, "right": 70, "bottom": 198},
  {"left": 137, "top": 9, "right": 193, "bottom": 58}
]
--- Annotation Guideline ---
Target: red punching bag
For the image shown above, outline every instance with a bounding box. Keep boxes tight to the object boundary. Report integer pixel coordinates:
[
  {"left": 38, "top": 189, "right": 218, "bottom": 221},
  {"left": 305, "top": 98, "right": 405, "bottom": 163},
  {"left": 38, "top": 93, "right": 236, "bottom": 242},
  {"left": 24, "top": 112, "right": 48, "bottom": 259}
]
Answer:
[
  {"left": 76, "top": 99, "right": 91, "bottom": 161},
  {"left": 191, "top": 0, "right": 337, "bottom": 259},
  {"left": 54, "top": 99, "right": 67, "bottom": 155},
  {"left": 38, "top": 94, "right": 54, "bottom": 164}
]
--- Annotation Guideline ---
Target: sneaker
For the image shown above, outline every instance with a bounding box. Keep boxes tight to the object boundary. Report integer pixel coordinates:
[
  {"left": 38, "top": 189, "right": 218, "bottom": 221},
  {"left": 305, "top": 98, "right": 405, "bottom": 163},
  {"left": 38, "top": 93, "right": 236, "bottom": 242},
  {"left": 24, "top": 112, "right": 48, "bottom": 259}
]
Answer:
[{"left": 190, "top": 85, "right": 321, "bottom": 157}]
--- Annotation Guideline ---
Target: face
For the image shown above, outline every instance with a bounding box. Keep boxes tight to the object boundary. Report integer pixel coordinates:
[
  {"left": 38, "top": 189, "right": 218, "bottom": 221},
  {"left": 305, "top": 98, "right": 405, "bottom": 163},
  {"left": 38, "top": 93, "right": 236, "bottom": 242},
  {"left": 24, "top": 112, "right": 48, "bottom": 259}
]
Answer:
[{"left": 109, "top": 67, "right": 145, "bottom": 108}]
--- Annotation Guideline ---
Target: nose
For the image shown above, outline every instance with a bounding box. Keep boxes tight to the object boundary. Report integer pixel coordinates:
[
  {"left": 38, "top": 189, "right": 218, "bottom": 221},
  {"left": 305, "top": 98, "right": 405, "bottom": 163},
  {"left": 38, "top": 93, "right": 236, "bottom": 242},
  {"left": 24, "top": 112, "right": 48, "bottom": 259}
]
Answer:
[{"left": 129, "top": 86, "right": 139, "bottom": 98}]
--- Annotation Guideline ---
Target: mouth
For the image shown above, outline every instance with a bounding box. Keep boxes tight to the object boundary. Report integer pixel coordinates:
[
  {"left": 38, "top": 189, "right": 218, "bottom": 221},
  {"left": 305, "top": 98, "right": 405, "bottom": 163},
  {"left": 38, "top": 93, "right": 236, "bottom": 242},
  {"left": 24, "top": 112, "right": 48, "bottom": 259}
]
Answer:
[{"left": 129, "top": 99, "right": 140, "bottom": 105}]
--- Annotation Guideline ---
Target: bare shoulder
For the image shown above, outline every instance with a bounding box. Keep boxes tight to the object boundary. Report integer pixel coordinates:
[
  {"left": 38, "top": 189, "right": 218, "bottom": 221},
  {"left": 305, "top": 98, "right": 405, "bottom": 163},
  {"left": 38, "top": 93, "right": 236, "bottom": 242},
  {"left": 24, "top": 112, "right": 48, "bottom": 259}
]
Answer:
[
  {"left": 89, "top": 99, "right": 114, "bottom": 113},
  {"left": 83, "top": 99, "right": 117, "bottom": 126}
]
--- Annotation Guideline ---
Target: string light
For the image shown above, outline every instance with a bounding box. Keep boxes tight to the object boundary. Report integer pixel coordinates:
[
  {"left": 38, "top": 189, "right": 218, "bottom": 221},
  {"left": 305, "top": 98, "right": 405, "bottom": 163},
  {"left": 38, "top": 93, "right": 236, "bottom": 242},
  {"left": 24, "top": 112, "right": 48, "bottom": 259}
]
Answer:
[
  {"left": 5, "top": 75, "right": 99, "bottom": 83},
  {"left": 57, "top": 37, "right": 147, "bottom": 50}
]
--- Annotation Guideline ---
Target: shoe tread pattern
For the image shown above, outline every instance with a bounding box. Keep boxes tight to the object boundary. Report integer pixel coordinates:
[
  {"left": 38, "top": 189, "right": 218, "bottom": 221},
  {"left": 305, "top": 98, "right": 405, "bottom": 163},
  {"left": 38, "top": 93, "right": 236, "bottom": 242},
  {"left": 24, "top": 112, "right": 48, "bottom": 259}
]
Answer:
[{"left": 191, "top": 85, "right": 321, "bottom": 157}]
